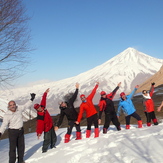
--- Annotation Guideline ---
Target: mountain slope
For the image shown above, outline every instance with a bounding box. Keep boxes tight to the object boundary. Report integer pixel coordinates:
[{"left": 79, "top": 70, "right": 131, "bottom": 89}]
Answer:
[{"left": 0, "top": 47, "right": 163, "bottom": 115}]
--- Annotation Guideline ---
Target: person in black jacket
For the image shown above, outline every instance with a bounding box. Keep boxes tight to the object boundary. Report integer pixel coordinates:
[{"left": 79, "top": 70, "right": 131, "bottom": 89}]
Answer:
[
  {"left": 55, "top": 83, "right": 81, "bottom": 143},
  {"left": 98, "top": 82, "right": 121, "bottom": 134}
]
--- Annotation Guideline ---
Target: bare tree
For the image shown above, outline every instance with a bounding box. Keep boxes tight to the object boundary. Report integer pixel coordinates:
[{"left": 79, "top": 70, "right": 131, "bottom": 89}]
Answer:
[{"left": 0, "top": 0, "right": 32, "bottom": 87}]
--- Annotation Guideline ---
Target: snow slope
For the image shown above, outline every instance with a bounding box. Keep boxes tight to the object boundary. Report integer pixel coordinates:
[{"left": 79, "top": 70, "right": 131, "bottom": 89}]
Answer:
[
  {"left": 0, "top": 47, "right": 163, "bottom": 115},
  {"left": 1, "top": 123, "right": 163, "bottom": 163}
]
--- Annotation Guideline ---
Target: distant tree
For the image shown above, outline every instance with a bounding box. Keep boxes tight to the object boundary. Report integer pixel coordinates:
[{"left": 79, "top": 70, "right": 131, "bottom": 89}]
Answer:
[{"left": 0, "top": 0, "right": 32, "bottom": 87}]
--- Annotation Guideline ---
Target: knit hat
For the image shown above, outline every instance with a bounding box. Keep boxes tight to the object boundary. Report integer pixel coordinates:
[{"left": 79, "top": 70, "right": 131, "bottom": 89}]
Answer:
[
  {"left": 120, "top": 92, "right": 125, "bottom": 97},
  {"left": 100, "top": 91, "right": 106, "bottom": 96},
  {"left": 80, "top": 94, "right": 85, "bottom": 98},
  {"left": 34, "top": 103, "right": 40, "bottom": 110}
]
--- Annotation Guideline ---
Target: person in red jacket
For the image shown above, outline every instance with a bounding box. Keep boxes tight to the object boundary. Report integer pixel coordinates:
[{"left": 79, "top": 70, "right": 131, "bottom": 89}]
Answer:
[
  {"left": 34, "top": 88, "right": 57, "bottom": 153},
  {"left": 75, "top": 82, "right": 99, "bottom": 138},
  {"left": 142, "top": 82, "right": 158, "bottom": 126},
  {"left": 98, "top": 82, "right": 121, "bottom": 134}
]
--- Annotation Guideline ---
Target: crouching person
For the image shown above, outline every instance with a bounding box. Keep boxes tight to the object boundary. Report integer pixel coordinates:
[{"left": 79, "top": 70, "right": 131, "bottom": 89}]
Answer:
[{"left": 34, "top": 88, "right": 57, "bottom": 153}]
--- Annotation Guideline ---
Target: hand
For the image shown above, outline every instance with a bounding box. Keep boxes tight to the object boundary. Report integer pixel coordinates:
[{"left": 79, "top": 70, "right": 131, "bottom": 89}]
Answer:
[
  {"left": 76, "top": 83, "right": 79, "bottom": 89},
  {"left": 98, "top": 119, "right": 101, "bottom": 124},
  {"left": 46, "top": 88, "right": 50, "bottom": 93},
  {"left": 118, "top": 82, "right": 121, "bottom": 87},
  {"left": 96, "top": 82, "right": 99, "bottom": 85},
  {"left": 37, "top": 134, "right": 41, "bottom": 139},
  {"left": 157, "top": 107, "right": 161, "bottom": 112},
  {"left": 151, "top": 82, "right": 155, "bottom": 86},
  {"left": 75, "top": 121, "right": 79, "bottom": 125},
  {"left": 135, "top": 85, "right": 139, "bottom": 89},
  {"left": 54, "top": 126, "right": 58, "bottom": 131},
  {"left": 30, "top": 93, "right": 36, "bottom": 101},
  {"left": 117, "top": 116, "right": 119, "bottom": 119}
]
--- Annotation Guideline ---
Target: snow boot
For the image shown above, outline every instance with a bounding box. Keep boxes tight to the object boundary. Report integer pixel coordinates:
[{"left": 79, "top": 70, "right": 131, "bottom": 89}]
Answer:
[
  {"left": 103, "top": 128, "right": 107, "bottom": 134},
  {"left": 152, "top": 119, "right": 158, "bottom": 125},
  {"left": 147, "top": 122, "right": 151, "bottom": 127},
  {"left": 138, "top": 120, "right": 143, "bottom": 128},
  {"left": 64, "top": 134, "right": 70, "bottom": 143},
  {"left": 75, "top": 131, "right": 82, "bottom": 140},
  {"left": 94, "top": 128, "right": 99, "bottom": 138},
  {"left": 126, "top": 125, "right": 130, "bottom": 129},
  {"left": 116, "top": 126, "right": 121, "bottom": 131},
  {"left": 86, "top": 130, "right": 91, "bottom": 138}
]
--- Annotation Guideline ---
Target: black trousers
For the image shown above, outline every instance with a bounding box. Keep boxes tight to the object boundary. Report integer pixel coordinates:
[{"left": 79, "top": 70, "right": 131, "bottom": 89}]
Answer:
[
  {"left": 42, "top": 127, "right": 57, "bottom": 152},
  {"left": 144, "top": 111, "right": 157, "bottom": 123},
  {"left": 67, "top": 121, "right": 81, "bottom": 135},
  {"left": 8, "top": 127, "right": 24, "bottom": 163},
  {"left": 125, "top": 112, "right": 141, "bottom": 125},
  {"left": 104, "top": 112, "right": 120, "bottom": 130},
  {"left": 87, "top": 113, "right": 98, "bottom": 130}
]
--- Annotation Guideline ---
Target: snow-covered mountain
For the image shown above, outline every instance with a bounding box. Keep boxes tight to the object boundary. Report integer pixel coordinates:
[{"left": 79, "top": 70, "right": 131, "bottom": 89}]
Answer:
[{"left": 0, "top": 47, "right": 163, "bottom": 116}]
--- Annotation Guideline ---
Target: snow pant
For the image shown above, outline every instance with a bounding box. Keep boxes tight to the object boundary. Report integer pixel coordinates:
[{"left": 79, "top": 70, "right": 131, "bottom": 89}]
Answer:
[
  {"left": 67, "top": 120, "right": 81, "bottom": 135},
  {"left": 144, "top": 111, "right": 158, "bottom": 124},
  {"left": 8, "top": 127, "right": 25, "bottom": 163},
  {"left": 42, "top": 127, "right": 57, "bottom": 152},
  {"left": 104, "top": 112, "right": 120, "bottom": 130},
  {"left": 87, "top": 113, "right": 98, "bottom": 130},
  {"left": 125, "top": 112, "right": 141, "bottom": 125}
]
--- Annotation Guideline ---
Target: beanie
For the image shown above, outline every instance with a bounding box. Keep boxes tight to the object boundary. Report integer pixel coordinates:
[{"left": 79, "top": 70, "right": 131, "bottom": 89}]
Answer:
[
  {"left": 34, "top": 103, "right": 40, "bottom": 110},
  {"left": 120, "top": 92, "right": 125, "bottom": 97},
  {"left": 100, "top": 91, "right": 106, "bottom": 96}
]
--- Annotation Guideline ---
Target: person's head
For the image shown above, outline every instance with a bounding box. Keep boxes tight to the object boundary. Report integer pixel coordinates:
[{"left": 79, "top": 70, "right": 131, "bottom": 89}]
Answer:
[
  {"left": 100, "top": 91, "right": 106, "bottom": 98},
  {"left": 120, "top": 92, "right": 126, "bottom": 100},
  {"left": 60, "top": 101, "right": 67, "bottom": 108},
  {"left": 8, "top": 100, "right": 17, "bottom": 112},
  {"left": 142, "top": 90, "right": 148, "bottom": 96},
  {"left": 80, "top": 94, "right": 86, "bottom": 102},
  {"left": 34, "top": 103, "right": 43, "bottom": 112}
]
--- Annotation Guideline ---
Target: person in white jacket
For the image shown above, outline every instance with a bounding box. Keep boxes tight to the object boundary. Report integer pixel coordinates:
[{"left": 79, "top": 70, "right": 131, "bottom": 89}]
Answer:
[{"left": 0, "top": 93, "right": 35, "bottom": 163}]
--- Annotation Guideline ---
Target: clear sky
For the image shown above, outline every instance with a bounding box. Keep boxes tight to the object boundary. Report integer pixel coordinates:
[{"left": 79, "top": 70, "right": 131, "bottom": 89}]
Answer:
[{"left": 16, "top": 0, "right": 163, "bottom": 87}]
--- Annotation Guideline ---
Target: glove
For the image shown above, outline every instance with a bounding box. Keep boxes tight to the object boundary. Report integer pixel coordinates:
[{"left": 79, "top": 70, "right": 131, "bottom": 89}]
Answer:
[
  {"left": 151, "top": 82, "right": 155, "bottom": 86},
  {"left": 30, "top": 93, "right": 36, "bottom": 101}
]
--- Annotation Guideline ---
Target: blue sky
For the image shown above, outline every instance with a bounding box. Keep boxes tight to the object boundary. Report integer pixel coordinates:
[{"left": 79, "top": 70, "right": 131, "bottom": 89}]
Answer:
[{"left": 17, "top": 0, "right": 163, "bottom": 87}]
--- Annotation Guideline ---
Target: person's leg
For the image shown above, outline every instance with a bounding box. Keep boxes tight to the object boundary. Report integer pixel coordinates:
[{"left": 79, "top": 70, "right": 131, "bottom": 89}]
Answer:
[
  {"left": 75, "top": 123, "right": 82, "bottom": 140},
  {"left": 93, "top": 114, "right": 99, "bottom": 138},
  {"left": 17, "top": 128, "right": 25, "bottom": 163},
  {"left": 131, "top": 112, "right": 142, "bottom": 128},
  {"left": 42, "top": 131, "right": 51, "bottom": 152},
  {"left": 50, "top": 128, "right": 57, "bottom": 148},
  {"left": 144, "top": 112, "right": 151, "bottom": 126},
  {"left": 8, "top": 129, "right": 18, "bottom": 163},
  {"left": 64, "top": 121, "right": 74, "bottom": 143},
  {"left": 86, "top": 116, "right": 93, "bottom": 138},
  {"left": 112, "top": 113, "right": 121, "bottom": 131},
  {"left": 150, "top": 111, "right": 158, "bottom": 125},
  {"left": 103, "top": 114, "right": 111, "bottom": 133},
  {"left": 125, "top": 115, "right": 131, "bottom": 129}
]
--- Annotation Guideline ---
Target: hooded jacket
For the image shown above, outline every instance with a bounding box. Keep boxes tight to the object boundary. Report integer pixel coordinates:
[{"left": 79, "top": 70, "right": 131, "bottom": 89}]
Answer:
[
  {"left": 56, "top": 88, "right": 79, "bottom": 127},
  {"left": 117, "top": 88, "right": 137, "bottom": 116},
  {"left": 77, "top": 84, "right": 98, "bottom": 123},
  {"left": 36, "top": 92, "right": 53, "bottom": 135}
]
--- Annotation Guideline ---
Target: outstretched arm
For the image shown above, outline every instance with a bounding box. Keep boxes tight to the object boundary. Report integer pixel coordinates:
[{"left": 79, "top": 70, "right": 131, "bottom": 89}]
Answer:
[
  {"left": 149, "top": 83, "right": 155, "bottom": 97},
  {"left": 128, "top": 85, "right": 139, "bottom": 99},
  {"left": 157, "top": 101, "right": 163, "bottom": 112},
  {"left": 108, "top": 82, "right": 121, "bottom": 100},
  {"left": 87, "top": 82, "right": 99, "bottom": 100},
  {"left": 69, "top": 83, "right": 79, "bottom": 104},
  {"left": 40, "top": 88, "right": 49, "bottom": 109}
]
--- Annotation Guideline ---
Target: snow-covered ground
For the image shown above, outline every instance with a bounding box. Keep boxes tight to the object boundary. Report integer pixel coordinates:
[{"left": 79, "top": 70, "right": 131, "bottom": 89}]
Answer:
[{"left": 1, "top": 123, "right": 163, "bottom": 163}]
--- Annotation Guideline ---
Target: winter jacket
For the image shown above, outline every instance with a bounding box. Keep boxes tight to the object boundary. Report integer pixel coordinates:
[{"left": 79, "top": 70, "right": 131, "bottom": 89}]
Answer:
[
  {"left": 117, "top": 88, "right": 137, "bottom": 116},
  {"left": 36, "top": 92, "right": 53, "bottom": 135},
  {"left": 98, "top": 86, "right": 119, "bottom": 119},
  {"left": 143, "top": 85, "right": 155, "bottom": 113},
  {"left": 56, "top": 89, "right": 79, "bottom": 127},
  {"left": 77, "top": 84, "right": 98, "bottom": 123},
  {"left": 0, "top": 100, "right": 33, "bottom": 134}
]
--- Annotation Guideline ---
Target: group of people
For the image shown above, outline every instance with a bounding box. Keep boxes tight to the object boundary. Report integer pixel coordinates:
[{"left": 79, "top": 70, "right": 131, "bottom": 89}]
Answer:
[{"left": 0, "top": 82, "right": 163, "bottom": 163}]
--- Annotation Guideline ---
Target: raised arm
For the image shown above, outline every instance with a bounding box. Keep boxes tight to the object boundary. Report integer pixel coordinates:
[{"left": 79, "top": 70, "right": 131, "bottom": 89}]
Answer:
[
  {"left": 87, "top": 82, "right": 99, "bottom": 100},
  {"left": 69, "top": 83, "right": 79, "bottom": 104},
  {"left": 40, "top": 88, "right": 49, "bottom": 109},
  {"left": 149, "top": 83, "right": 155, "bottom": 97},
  {"left": 157, "top": 101, "right": 163, "bottom": 112},
  {"left": 128, "top": 85, "right": 139, "bottom": 99}
]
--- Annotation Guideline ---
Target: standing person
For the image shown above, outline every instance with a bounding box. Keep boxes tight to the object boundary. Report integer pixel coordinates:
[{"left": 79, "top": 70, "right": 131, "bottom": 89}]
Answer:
[
  {"left": 157, "top": 101, "right": 163, "bottom": 112},
  {"left": 98, "top": 82, "right": 121, "bottom": 134},
  {"left": 117, "top": 85, "right": 142, "bottom": 129},
  {"left": 0, "top": 93, "right": 36, "bottom": 163},
  {"left": 34, "top": 88, "right": 57, "bottom": 153},
  {"left": 76, "top": 82, "right": 99, "bottom": 138},
  {"left": 55, "top": 83, "right": 81, "bottom": 143},
  {"left": 142, "top": 82, "right": 158, "bottom": 126}
]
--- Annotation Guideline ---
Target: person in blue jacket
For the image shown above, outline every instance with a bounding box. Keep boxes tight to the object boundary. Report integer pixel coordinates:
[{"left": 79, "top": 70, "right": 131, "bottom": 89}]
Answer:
[{"left": 117, "top": 85, "right": 142, "bottom": 129}]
